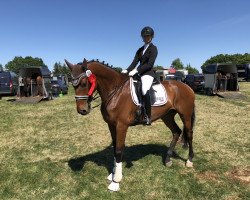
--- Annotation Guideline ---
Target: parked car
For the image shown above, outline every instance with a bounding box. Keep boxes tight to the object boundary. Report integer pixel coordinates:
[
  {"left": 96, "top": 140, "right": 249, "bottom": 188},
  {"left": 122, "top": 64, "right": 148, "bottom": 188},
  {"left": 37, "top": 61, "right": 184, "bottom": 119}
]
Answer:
[
  {"left": 237, "top": 64, "right": 250, "bottom": 82},
  {"left": 51, "top": 79, "right": 68, "bottom": 96},
  {"left": 0, "top": 71, "right": 18, "bottom": 97},
  {"left": 56, "top": 74, "right": 69, "bottom": 86},
  {"left": 184, "top": 74, "right": 204, "bottom": 92},
  {"left": 165, "top": 74, "right": 183, "bottom": 81}
]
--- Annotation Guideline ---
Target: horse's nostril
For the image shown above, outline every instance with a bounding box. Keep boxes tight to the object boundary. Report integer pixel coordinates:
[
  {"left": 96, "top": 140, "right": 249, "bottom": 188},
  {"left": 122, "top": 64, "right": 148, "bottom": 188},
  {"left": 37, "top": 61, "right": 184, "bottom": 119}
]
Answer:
[{"left": 78, "top": 109, "right": 88, "bottom": 115}]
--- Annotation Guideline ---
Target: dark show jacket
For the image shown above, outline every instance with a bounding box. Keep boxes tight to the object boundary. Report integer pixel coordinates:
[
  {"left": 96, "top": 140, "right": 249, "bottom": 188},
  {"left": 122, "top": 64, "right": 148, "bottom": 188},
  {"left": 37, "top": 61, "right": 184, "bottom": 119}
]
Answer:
[{"left": 127, "top": 43, "right": 158, "bottom": 77}]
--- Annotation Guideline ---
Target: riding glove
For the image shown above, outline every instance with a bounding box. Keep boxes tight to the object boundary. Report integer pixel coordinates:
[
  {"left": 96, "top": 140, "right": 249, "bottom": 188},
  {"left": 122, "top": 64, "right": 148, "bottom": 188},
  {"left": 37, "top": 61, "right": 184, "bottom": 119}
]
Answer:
[
  {"left": 128, "top": 68, "right": 138, "bottom": 76},
  {"left": 121, "top": 69, "right": 128, "bottom": 74}
]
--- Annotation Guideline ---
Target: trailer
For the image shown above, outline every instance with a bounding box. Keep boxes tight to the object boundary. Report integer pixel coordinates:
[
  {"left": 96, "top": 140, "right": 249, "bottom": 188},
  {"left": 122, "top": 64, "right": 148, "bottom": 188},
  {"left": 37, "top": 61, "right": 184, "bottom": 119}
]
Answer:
[
  {"left": 202, "top": 63, "right": 245, "bottom": 98},
  {"left": 16, "top": 66, "right": 52, "bottom": 103}
]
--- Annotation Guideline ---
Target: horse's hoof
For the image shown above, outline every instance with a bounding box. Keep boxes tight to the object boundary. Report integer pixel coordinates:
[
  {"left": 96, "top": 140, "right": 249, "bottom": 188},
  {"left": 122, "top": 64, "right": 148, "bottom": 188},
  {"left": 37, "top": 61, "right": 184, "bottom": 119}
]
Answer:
[
  {"left": 165, "top": 160, "right": 172, "bottom": 167},
  {"left": 108, "top": 181, "right": 120, "bottom": 192},
  {"left": 107, "top": 173, "right": 113, "bottom": 182},
  {"left": 186, "top": 159, "right": 193, "bottom": 168}
]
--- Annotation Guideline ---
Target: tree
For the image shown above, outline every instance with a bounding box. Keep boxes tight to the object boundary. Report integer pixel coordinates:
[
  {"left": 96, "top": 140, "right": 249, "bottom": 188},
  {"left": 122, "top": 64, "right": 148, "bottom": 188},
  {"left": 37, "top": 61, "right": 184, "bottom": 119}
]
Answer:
[
  {"left": 0, "top": 63, "right": 3, "bottom": 71},
  {"left": 185, "top": 63, "right": 199, "bottom": 74},
  {"left": 52, "top": 62, "right": 71, "bottom": 77},
  {"left": 153, "top": 65, "right": 164, "bottom": 70},
  {"left": 112, "top": 67, "right": 122, "bottom": 73},
  {"left": 201, "top": 53, "right": 250, "bottom": 71},
  {"left": 5, "top": 56, "right": 46, "bottom": 74},
  {"left": 171, "top": 58, "right": 184, "bottom": 69}
]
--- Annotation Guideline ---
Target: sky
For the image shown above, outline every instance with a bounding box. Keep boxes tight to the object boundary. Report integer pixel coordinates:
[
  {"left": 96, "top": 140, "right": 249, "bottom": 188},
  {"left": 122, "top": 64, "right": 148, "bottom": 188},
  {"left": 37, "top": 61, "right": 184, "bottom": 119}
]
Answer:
[{"left": 0, "top": 0, "right": 250, "bottom": 72}]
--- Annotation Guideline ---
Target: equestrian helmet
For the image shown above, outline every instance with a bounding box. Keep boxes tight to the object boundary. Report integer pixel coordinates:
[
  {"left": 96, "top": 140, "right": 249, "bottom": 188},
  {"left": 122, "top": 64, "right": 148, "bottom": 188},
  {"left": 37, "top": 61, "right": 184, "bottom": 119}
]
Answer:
[{"left": 141, "top": 26, "right": 154, "bottom": 37}]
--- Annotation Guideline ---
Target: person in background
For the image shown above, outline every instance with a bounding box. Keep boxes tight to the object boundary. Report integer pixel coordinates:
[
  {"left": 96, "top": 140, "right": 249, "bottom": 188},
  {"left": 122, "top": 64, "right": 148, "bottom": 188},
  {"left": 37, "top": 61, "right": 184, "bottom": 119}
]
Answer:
[{"left": 216, "top": 72, "right": 222, "bottom": 92}]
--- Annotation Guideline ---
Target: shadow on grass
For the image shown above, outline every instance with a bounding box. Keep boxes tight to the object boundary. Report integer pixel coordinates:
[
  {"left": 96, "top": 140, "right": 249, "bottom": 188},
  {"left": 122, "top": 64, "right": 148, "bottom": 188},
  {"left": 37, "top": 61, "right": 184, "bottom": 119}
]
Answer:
[{"left": 68, "top": 144, "right": 186, "bottom": 173}]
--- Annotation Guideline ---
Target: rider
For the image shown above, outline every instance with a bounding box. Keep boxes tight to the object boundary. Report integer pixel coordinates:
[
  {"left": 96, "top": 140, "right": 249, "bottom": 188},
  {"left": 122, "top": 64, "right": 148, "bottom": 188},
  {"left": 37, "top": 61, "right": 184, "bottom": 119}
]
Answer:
[{"left": 122, "top": 26, "right": 158, "bottom": 125}]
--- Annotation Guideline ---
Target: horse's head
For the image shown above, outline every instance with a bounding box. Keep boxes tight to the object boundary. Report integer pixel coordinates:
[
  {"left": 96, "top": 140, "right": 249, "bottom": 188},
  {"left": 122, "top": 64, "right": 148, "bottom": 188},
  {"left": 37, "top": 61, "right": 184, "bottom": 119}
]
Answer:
[{"left": 65, "top": 58, "right": 93, "bottom": 115}]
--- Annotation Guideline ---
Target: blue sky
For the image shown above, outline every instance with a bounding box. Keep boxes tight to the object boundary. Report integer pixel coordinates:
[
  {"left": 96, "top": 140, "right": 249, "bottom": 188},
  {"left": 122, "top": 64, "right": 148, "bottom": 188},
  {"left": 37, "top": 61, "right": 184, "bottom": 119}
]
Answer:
[{"left": 0, "top": 0, "right": 250, "bottom": 71}]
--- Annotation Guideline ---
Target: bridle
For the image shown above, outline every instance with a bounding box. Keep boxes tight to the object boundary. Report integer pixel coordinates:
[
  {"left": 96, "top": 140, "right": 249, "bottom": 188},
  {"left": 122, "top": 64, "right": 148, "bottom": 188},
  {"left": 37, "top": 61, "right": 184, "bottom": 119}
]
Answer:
[
  {"left": 71, "top": 71, "right": 100, "bottom": 109},
  {"left": 71, "top": 72, "right": 89, "bottom": 101}
]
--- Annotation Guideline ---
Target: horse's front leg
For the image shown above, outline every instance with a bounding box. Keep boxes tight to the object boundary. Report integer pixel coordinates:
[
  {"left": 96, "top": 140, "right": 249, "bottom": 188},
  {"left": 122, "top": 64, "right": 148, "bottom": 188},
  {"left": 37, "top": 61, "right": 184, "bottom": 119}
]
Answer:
[
  {"left": 108, "top": 122, "right": 128, "bottom": 192},
  {"left": 107, "top": 124, "right": 116, "bottom": 182}
]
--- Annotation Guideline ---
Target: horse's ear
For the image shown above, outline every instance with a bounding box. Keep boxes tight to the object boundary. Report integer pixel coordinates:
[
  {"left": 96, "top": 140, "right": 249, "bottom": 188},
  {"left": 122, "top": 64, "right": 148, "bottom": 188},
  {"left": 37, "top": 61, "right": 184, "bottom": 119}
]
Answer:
[
  {"left": 82, "top": 58, "right": 88, "bottom": 69},
  {"left": 65, "top": 59, "right": 73, "bottom": 71}
]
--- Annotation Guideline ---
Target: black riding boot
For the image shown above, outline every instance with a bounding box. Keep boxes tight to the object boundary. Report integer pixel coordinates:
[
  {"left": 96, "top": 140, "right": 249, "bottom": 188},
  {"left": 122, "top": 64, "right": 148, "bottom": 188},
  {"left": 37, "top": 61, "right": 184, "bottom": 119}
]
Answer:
[{"left": 142, "top": 91, "right": 151, "bottom": 125}]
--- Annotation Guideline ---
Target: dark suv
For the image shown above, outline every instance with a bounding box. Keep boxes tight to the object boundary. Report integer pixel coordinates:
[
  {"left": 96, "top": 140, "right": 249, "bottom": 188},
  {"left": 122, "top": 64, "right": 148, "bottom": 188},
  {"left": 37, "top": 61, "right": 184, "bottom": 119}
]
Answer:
[
  {"left": 51, "top": 79, "right": 68, "bottom": 97},
  {"left": 184, "top": 74, "right": 204, "bottom": 92},
  {"left": 0, "top": 71, "right": 18, "bottom": 98}
]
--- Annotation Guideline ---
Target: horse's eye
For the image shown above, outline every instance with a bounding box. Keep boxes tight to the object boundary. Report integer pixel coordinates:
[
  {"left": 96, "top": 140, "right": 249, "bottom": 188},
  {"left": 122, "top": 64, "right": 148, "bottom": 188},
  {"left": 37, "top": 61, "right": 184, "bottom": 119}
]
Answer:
[{"left": 82, "top": 81, "right": 87, "bottom": 87}]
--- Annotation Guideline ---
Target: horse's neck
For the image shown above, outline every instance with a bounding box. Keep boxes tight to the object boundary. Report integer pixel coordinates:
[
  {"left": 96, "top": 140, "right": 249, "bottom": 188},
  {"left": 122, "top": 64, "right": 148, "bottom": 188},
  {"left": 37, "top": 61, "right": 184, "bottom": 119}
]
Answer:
[{"left": 88, "top": 63, "right": 126, "bottom": 102}]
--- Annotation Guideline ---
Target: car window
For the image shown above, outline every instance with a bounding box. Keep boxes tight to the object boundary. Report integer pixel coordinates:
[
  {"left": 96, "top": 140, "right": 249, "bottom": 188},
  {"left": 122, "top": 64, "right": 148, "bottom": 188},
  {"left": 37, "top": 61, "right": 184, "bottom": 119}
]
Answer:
[
  {"left": 51, "top": 80, "right": 58, "bottom": 84},
  {"left": 0, "top": 73, "right": 10, "bottom": 83},
  {"left": 194, "top": 76, "right": 204, "bottom": 81},
  {"left": 186, "top": 76, "right": 194, "bottom": 81},
  {"left": 58, "top": 80, "right": 64, "bottom": 85}
]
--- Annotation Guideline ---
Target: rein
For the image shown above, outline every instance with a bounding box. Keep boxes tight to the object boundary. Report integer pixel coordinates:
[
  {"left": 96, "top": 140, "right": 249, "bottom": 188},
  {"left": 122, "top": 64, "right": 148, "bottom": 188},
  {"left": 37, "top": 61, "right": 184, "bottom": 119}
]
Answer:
[
  {"left": 103, "top": 78, "right": 129, "bottom": 108},
  {"left": 91, "top": 92, "right": 101, "bottom": 109}
]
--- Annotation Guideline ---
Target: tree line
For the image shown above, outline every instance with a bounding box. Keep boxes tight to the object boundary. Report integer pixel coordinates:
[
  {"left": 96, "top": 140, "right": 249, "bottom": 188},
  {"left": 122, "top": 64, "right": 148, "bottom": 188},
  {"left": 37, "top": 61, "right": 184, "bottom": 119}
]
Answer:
[
  {"left": 201, "top": 53, "right": 250, "bottom": 70},
  {"left": 153, "top": 58, "right": 199, "bottom": 74},
  {"left": 1, "top": 53, "right": 249, "bottom": 75}
]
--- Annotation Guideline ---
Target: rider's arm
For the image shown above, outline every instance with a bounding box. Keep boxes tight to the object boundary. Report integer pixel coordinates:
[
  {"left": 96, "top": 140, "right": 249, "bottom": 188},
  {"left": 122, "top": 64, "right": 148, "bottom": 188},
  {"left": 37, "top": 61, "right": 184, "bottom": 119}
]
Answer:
[
  {"left": 137, "top": 46, "right": 158, "bottom": 75},
  {"left": 127, "top": 49, "right": 141, "bottom": 72}
]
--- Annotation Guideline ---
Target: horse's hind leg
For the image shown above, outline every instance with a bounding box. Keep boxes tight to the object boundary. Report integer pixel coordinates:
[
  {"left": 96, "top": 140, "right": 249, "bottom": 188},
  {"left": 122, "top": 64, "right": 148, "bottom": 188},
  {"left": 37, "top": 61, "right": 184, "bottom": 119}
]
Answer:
[
  {"left": 161, "top": 109, "right": 182, "bottom": 166},
  {"left": 180, "top": 108, "right": 195, "bottom": 168}
]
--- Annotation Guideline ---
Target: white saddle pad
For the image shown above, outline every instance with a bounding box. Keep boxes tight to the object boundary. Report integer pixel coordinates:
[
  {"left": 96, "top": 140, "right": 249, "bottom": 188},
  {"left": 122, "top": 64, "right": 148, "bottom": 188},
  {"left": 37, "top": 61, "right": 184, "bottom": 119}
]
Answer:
[{"left": 130, "top": 78, "right": 167, "bottom": 107}]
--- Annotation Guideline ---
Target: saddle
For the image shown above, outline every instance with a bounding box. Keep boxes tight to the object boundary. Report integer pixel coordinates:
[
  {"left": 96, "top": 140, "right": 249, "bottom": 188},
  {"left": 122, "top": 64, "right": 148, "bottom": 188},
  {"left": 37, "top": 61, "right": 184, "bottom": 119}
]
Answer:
[{"left": 130, "top": 76, "right": 167, "bottom": 107}]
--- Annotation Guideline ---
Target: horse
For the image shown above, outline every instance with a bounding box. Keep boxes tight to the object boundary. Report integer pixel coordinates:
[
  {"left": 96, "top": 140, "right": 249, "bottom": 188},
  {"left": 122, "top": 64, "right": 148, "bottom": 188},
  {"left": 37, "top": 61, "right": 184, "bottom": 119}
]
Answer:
[
  {"left": 65, "top": 59, "right": 195, "bottom": 191},
  {"left": 36, "top": 76, "right": 44, "bottom": 96},
  {"left": 24, "top": 77, "right": 31, "bottom": 97}
]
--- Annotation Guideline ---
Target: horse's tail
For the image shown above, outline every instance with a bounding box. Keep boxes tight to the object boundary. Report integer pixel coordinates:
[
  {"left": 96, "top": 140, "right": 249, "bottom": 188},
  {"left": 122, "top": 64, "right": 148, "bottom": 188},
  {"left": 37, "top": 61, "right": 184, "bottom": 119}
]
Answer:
[{"left": 191, "top": 104, "right": 196, "bottom": 130}]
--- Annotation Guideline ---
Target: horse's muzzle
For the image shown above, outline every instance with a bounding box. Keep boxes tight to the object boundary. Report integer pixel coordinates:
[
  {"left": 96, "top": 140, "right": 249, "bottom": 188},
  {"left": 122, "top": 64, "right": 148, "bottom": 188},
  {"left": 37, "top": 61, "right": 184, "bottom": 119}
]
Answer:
[{"left": 78, "top": 109, "right": 89, "bottom": 115}]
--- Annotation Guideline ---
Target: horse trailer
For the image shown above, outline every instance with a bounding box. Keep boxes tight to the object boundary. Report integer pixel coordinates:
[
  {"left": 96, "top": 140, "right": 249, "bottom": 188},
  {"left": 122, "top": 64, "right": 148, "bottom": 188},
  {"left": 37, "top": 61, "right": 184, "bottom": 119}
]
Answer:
[
  {"left": 16, "top": 66, "right": 52, "bottom": 103},
  {"left": 203, "top": 63, "right": 239, "bottom": 96}
]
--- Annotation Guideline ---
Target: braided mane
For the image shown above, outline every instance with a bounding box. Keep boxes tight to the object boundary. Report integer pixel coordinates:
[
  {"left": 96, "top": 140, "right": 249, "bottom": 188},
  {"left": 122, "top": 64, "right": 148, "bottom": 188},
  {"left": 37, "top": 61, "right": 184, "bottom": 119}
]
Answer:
[{"left": 77, "top": 59, "right": 114, "bottom": 69}]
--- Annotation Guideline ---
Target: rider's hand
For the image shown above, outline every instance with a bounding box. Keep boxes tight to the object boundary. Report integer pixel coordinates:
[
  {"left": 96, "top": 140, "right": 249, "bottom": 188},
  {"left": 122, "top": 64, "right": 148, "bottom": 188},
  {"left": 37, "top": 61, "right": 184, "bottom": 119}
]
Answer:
[
  {"left": 128, "top": 69, "right": 138, "bottom": 76},
  {"left": 121, "top": 69, "right": 128, "bottom": 74}
]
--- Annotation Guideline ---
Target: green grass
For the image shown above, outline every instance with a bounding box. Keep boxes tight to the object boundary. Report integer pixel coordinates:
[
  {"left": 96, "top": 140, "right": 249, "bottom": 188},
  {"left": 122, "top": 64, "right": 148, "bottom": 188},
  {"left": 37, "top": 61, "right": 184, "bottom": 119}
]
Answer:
[{"left": 0, "top": 83, "right": 249, "bottom": 199}]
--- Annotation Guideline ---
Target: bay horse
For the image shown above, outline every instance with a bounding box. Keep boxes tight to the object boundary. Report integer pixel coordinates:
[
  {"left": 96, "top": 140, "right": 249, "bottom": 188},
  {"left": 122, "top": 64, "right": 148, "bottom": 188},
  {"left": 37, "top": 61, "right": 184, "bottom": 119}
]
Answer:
[{"left": 65, "top": 59, "right": 195, "bottom": 191}]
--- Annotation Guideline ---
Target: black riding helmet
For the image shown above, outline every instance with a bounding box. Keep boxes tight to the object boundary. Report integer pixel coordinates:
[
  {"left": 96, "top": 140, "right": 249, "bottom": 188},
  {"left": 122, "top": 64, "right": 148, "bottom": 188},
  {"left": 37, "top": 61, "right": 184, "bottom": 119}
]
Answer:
[{"left": 141, "top": 26, "right": 154, "bottom": 38}]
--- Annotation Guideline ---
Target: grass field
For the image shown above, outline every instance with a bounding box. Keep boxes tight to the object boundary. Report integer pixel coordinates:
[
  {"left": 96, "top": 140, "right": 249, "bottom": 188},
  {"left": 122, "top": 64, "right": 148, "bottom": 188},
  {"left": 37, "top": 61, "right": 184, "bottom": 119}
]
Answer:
[{"left": 0, "top": 82, "right": 249, "bottom": 200}]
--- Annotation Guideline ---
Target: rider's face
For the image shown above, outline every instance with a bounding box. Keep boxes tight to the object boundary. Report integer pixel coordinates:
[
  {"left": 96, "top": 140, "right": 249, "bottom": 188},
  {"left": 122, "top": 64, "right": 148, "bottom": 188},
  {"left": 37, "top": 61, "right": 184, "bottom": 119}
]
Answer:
[{"left": 142, "top": 35, "right": 152, "bottom": 44}]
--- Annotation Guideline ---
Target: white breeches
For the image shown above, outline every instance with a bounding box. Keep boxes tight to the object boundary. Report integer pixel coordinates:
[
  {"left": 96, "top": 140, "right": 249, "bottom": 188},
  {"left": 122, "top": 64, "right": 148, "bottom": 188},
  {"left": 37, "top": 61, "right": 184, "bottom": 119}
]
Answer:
[{"left": 141, "top": 75, "right": 154, "bottom": 95}]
